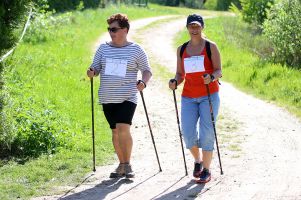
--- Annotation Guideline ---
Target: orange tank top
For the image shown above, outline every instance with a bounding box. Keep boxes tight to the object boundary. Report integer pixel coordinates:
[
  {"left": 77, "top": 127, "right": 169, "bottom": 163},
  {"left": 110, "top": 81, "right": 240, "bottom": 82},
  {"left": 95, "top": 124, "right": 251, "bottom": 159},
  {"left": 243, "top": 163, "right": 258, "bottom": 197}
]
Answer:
[{"left": 181, "top": 47, "right": 219, "bottom": 98}]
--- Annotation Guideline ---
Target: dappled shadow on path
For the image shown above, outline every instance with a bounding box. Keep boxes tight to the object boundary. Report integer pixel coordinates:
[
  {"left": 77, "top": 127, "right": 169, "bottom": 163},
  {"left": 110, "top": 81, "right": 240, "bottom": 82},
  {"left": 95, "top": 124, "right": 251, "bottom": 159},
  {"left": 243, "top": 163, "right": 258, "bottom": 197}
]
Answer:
[{"left": 58, "top": 172, "right": 161, "bottom": 200}]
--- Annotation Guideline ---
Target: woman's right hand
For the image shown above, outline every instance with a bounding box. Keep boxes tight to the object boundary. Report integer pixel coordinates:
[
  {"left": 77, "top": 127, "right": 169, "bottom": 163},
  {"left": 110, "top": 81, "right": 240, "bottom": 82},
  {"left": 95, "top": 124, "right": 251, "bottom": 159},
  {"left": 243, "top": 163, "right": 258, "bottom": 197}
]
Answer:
[
  {"left": 169, "top": 79, "right": 177, "bottom": 90},
  {"left": 87, "top": 68, "right": 95, "bottom": 78}
]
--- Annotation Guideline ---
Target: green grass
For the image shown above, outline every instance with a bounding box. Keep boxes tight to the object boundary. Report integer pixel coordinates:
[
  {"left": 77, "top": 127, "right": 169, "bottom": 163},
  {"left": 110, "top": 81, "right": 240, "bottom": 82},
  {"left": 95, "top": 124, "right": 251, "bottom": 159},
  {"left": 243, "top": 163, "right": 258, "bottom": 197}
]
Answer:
[
  {"left": 175, "top": 16, "right": 301, "bottom": 118},
  {"left": 1, "top": 4, "right": 227, "bottom": 200}
]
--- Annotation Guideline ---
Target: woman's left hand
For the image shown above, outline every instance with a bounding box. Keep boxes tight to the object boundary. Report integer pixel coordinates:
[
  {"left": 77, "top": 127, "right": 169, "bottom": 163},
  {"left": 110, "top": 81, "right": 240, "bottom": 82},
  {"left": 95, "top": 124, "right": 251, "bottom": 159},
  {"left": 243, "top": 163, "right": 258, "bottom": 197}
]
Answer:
[
  {"left": 203, "top": 74, "right": 212, "bottom": 85},
  {"left": 137, "top": 80, "right": 146, "bottom": 91}
]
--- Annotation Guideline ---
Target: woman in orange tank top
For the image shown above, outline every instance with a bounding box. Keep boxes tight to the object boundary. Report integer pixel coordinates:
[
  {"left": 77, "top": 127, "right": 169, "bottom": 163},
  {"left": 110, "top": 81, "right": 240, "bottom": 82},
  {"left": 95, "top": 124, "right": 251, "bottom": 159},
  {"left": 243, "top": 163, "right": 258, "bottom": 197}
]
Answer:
[{"left": 169, "top": 14, "right": 222, "bottom": 184}]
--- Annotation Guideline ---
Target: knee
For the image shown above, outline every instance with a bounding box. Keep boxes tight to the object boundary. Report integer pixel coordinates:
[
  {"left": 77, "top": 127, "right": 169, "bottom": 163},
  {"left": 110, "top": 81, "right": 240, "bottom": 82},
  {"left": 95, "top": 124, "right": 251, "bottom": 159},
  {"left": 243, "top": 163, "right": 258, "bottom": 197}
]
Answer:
[
  {"left": 112, "top": 129, "right": 118, "bottom": 137},
  {"left": 182, "top": 129, "right": 198, "bottom": 149},
  {"left": 200, "top": 134, "right": 215, "bottom": 151},
  {"left": 116, "top": 123, "right": 130, "bottom": 133}
]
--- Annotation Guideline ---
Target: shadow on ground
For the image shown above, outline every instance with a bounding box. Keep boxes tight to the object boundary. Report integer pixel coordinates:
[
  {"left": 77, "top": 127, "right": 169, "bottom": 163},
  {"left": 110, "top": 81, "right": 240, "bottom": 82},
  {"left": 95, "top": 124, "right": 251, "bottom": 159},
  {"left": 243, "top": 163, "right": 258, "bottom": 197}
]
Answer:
[
  {"left": 57, "top": 173, "right": 221, "bottom": 200},
  {"left": 58, "top": 172, "right": 161, "bottom": 200},
  {"left": 151, "top": 179, "right": 206, "bottom": 200}
]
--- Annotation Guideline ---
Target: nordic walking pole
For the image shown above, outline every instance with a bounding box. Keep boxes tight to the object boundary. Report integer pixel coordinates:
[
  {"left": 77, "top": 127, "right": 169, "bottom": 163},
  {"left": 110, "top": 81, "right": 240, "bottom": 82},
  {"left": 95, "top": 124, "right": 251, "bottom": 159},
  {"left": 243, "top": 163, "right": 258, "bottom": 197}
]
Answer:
[
  {"left": 139, "top": 87, "right": 162, "bottom": 172},
  {"left": 204, "top": 75, "right": 223, "bottom": 175},
  {"left": 170, "top": 80, "right": 188, "bottom": 176},
  {"left": 90, "top": 77, "right": 96, "bottom": 172}
]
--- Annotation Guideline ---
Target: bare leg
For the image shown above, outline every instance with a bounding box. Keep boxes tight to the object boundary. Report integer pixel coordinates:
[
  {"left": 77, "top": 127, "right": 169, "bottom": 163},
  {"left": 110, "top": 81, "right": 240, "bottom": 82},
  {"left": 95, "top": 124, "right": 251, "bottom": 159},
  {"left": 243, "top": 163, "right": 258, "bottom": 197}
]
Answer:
[
  {"left": 202, "top": 150, "right": 213, "bottom": 169},
  {"left": 112, "top": 128, "right": 125, "bottom": 163},
  {"left": 116, "top": 123, "right": 132, "bottom": 163},
  {"left": 190, "top": 146, "right": 202, "bottom": 162}
]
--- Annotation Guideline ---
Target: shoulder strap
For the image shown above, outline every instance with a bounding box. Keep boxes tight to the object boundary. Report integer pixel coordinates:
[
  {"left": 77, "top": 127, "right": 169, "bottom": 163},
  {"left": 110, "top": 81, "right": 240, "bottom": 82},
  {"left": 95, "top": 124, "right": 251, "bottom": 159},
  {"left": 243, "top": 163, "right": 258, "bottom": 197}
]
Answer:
[
  {"left": 180, "top": 41, "right": 189, "bottom": 59},
  {"left": 180, "top": 40, "right": 212, "bottom": 61},
  {"left": 205, "top": 40, "right": 212, "bottom": 61}
]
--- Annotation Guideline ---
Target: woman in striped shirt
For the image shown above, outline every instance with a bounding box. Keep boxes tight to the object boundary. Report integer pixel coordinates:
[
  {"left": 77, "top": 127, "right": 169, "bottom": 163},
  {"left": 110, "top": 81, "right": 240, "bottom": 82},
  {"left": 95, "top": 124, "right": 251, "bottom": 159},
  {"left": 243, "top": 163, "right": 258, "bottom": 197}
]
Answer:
[{"left": 87, "top": 13, "right": 152, "bottom": 179}]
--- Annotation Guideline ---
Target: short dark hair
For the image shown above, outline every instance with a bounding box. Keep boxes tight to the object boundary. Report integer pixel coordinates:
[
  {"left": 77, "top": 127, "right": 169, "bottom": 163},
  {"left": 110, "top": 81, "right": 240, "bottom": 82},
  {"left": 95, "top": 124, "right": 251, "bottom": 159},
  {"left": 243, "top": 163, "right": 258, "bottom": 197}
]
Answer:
[{"left": 107, "top": 13, "right": 130, "bottom": 31}]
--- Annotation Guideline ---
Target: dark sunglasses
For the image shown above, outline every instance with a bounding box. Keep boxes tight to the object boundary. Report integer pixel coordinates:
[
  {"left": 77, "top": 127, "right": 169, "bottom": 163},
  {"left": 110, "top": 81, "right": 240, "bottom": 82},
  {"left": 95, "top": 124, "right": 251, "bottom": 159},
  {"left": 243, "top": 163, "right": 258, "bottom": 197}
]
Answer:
[{"left": 107, "top": 27, "right": 123, "bottom": 33}]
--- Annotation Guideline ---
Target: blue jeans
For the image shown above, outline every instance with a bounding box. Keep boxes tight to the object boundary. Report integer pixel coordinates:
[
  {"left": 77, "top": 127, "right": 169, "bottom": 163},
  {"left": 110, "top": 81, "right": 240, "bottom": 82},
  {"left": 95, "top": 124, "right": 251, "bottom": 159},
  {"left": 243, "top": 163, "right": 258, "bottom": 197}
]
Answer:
[{"left": 181, "top": 92, "right": 220, "bottom": 151}]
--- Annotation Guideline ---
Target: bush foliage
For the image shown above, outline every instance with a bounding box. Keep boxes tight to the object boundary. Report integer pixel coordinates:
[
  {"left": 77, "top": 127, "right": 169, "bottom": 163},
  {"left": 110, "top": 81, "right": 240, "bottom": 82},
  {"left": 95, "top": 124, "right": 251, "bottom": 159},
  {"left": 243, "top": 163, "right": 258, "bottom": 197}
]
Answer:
[
  {"left": 240, "top": 0, "right": 274, "bottom": 27},
  {"left": 216, "top": 0, "right": 241, "bottom": 10},
  {"left": 263, "top": 0, "right": 301, "bottom": 68},
  {"left": 0, "top": 0, "right": 31, "bottom": 56},
  {"left": 35, "top": 0, "right": 101, "bottom": 12}
]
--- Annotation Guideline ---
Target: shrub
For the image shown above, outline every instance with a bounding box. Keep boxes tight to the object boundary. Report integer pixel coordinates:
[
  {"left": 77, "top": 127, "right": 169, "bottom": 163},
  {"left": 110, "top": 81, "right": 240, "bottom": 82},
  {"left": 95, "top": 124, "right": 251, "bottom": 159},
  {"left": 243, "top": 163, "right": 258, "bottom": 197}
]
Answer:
[
  {"left": 0, "top": 99, "right": 71, "bottom": 159},
  {"left": 0, "top": 67, "right": 72, "bottom": 159},
  {"left": 23, "top": 11, "right": 74, "bottom": 44},
  {"left": 203, "top": 0, "right": 217, "bottom": 10},
  {"left": 0, "top": 0, "right": 31, "bottom": 55},
  {"left": 216, "top": 0, "right": 241, "bottom": 10},
  {"left": 240, "top": 0, "right": 274, "bottom": 27},
  {"left": 263, "top": 0, "right": 301, "bottom": 68},
  {"left": 40, "top": 0, "right": 101, "bottom": 12}
]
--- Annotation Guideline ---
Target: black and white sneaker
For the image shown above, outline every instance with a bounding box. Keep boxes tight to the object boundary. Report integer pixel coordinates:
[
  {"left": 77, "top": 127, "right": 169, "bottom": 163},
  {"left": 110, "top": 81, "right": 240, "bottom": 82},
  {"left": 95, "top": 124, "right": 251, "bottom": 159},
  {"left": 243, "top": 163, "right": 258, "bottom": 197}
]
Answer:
[
  {"left": 193, "top": 162, "right": 203, "bottom": 178},
  {"left": 196, "top": 168, "right": 211, "bottom": 184}
]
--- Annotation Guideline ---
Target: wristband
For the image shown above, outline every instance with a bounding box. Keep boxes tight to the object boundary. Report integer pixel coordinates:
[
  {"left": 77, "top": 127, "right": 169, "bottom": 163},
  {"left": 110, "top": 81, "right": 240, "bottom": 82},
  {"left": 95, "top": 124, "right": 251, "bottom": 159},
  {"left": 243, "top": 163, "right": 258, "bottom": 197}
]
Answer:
[{"left": 210, "top": 74, "right": 215, "bottom": 82}]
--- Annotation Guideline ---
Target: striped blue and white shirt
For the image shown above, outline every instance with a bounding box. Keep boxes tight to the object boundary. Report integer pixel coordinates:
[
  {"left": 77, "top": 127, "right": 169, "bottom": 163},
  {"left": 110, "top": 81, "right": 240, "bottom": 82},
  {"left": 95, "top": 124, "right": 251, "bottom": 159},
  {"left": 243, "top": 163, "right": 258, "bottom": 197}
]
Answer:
[{"left": 91, "top": 42, "right": 151, "bottom": 104}]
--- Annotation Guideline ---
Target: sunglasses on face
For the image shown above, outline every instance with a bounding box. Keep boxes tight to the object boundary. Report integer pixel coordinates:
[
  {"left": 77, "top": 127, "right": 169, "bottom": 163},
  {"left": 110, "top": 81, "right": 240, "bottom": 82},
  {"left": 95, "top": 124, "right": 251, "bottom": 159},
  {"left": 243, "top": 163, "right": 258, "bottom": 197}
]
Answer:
[{"left": 107, "top": 27, "right": 123, "bottom": 33}]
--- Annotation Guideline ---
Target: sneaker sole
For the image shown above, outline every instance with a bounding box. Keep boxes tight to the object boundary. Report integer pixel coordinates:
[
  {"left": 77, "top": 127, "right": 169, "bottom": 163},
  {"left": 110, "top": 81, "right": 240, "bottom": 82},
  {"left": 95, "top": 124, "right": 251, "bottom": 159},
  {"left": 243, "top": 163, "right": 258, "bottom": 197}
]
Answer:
[
  {"left": 193, "top": 171, "right": 201, "bottom": 178},
  {"left": 109, "top": 173, "right": 125, "bottom": 178},
  {"left": 195, "top": 176, "right": 211, "bottom": 184},
  {"left": 125, "top": 174, "right": 135, "bottom": 179}
]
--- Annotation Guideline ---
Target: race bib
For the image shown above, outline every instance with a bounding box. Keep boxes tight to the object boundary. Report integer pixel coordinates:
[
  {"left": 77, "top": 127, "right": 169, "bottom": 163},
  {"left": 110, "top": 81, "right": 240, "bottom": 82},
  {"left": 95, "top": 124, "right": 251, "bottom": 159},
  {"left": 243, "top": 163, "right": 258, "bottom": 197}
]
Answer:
[
  {"left": 184, "top": 56, "right": 205, "bottom": 73},
  {"left": 105, "top": 58, "right": 127, "bottom": 77}
]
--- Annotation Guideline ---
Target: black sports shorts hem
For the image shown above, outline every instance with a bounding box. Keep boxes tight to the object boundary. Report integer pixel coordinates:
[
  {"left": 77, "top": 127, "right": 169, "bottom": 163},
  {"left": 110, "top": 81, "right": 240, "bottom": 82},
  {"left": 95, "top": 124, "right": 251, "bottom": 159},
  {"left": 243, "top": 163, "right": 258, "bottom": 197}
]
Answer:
[{"left": 102, "top": 101, "right": 137, "bottom": 129}]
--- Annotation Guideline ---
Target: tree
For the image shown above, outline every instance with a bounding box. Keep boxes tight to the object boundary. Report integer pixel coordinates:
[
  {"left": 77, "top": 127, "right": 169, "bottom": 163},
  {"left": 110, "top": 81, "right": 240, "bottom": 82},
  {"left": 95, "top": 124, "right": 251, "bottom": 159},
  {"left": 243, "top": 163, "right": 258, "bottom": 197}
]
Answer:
[{"left": 0, "top": 0, "right": 31, "bottom": 56}]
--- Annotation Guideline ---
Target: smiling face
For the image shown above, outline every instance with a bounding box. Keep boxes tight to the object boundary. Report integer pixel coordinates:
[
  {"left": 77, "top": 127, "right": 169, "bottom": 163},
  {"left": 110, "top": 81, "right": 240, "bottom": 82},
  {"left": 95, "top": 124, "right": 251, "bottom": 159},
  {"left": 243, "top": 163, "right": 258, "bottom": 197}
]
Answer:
[
  {"left": 187, "top": 24, "right": 203, "bottom": 38},
  {"left": 187, "top": 23, "right": 203, "bottom": 38}
]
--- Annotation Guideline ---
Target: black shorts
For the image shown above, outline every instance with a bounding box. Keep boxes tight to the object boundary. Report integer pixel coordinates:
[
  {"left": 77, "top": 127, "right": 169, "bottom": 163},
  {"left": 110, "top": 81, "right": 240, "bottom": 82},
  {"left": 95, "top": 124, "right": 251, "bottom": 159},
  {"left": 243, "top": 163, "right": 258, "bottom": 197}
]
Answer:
[{"left": 102, "top": 101, "right": 137, "bottom": 129}]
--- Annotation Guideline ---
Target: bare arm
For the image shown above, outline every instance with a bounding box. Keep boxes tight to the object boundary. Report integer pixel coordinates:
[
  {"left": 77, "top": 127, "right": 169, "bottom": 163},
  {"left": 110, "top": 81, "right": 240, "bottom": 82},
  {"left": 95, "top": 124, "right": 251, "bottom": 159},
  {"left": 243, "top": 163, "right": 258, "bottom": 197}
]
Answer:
[
  {"left": 211, "top": 42, "right": 222, "bottom": 79},
  {"left": 203, "top": 42, "right": 222, "bottom": 84},
  {"left": 137, "top": 70, "right": 152, "bottom": 91}
]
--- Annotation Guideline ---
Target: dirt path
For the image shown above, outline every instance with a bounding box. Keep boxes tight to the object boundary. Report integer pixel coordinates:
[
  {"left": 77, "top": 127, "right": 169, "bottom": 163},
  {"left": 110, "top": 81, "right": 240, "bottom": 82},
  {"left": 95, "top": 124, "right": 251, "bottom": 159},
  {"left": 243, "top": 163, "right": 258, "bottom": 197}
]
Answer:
[{"left": 33, "top": 16, "right": 301, "bottom": 200}]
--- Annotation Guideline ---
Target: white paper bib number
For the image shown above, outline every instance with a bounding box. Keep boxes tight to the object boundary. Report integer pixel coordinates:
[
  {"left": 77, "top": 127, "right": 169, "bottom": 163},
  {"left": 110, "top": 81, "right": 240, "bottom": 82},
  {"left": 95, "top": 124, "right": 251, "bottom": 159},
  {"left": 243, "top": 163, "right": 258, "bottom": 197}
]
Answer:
[
  {"left": 105, "top": 58, "right": 127, "bottom": 77},
  {"left": 184, "top": 56, "right": 205, "bottom": 73}
]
